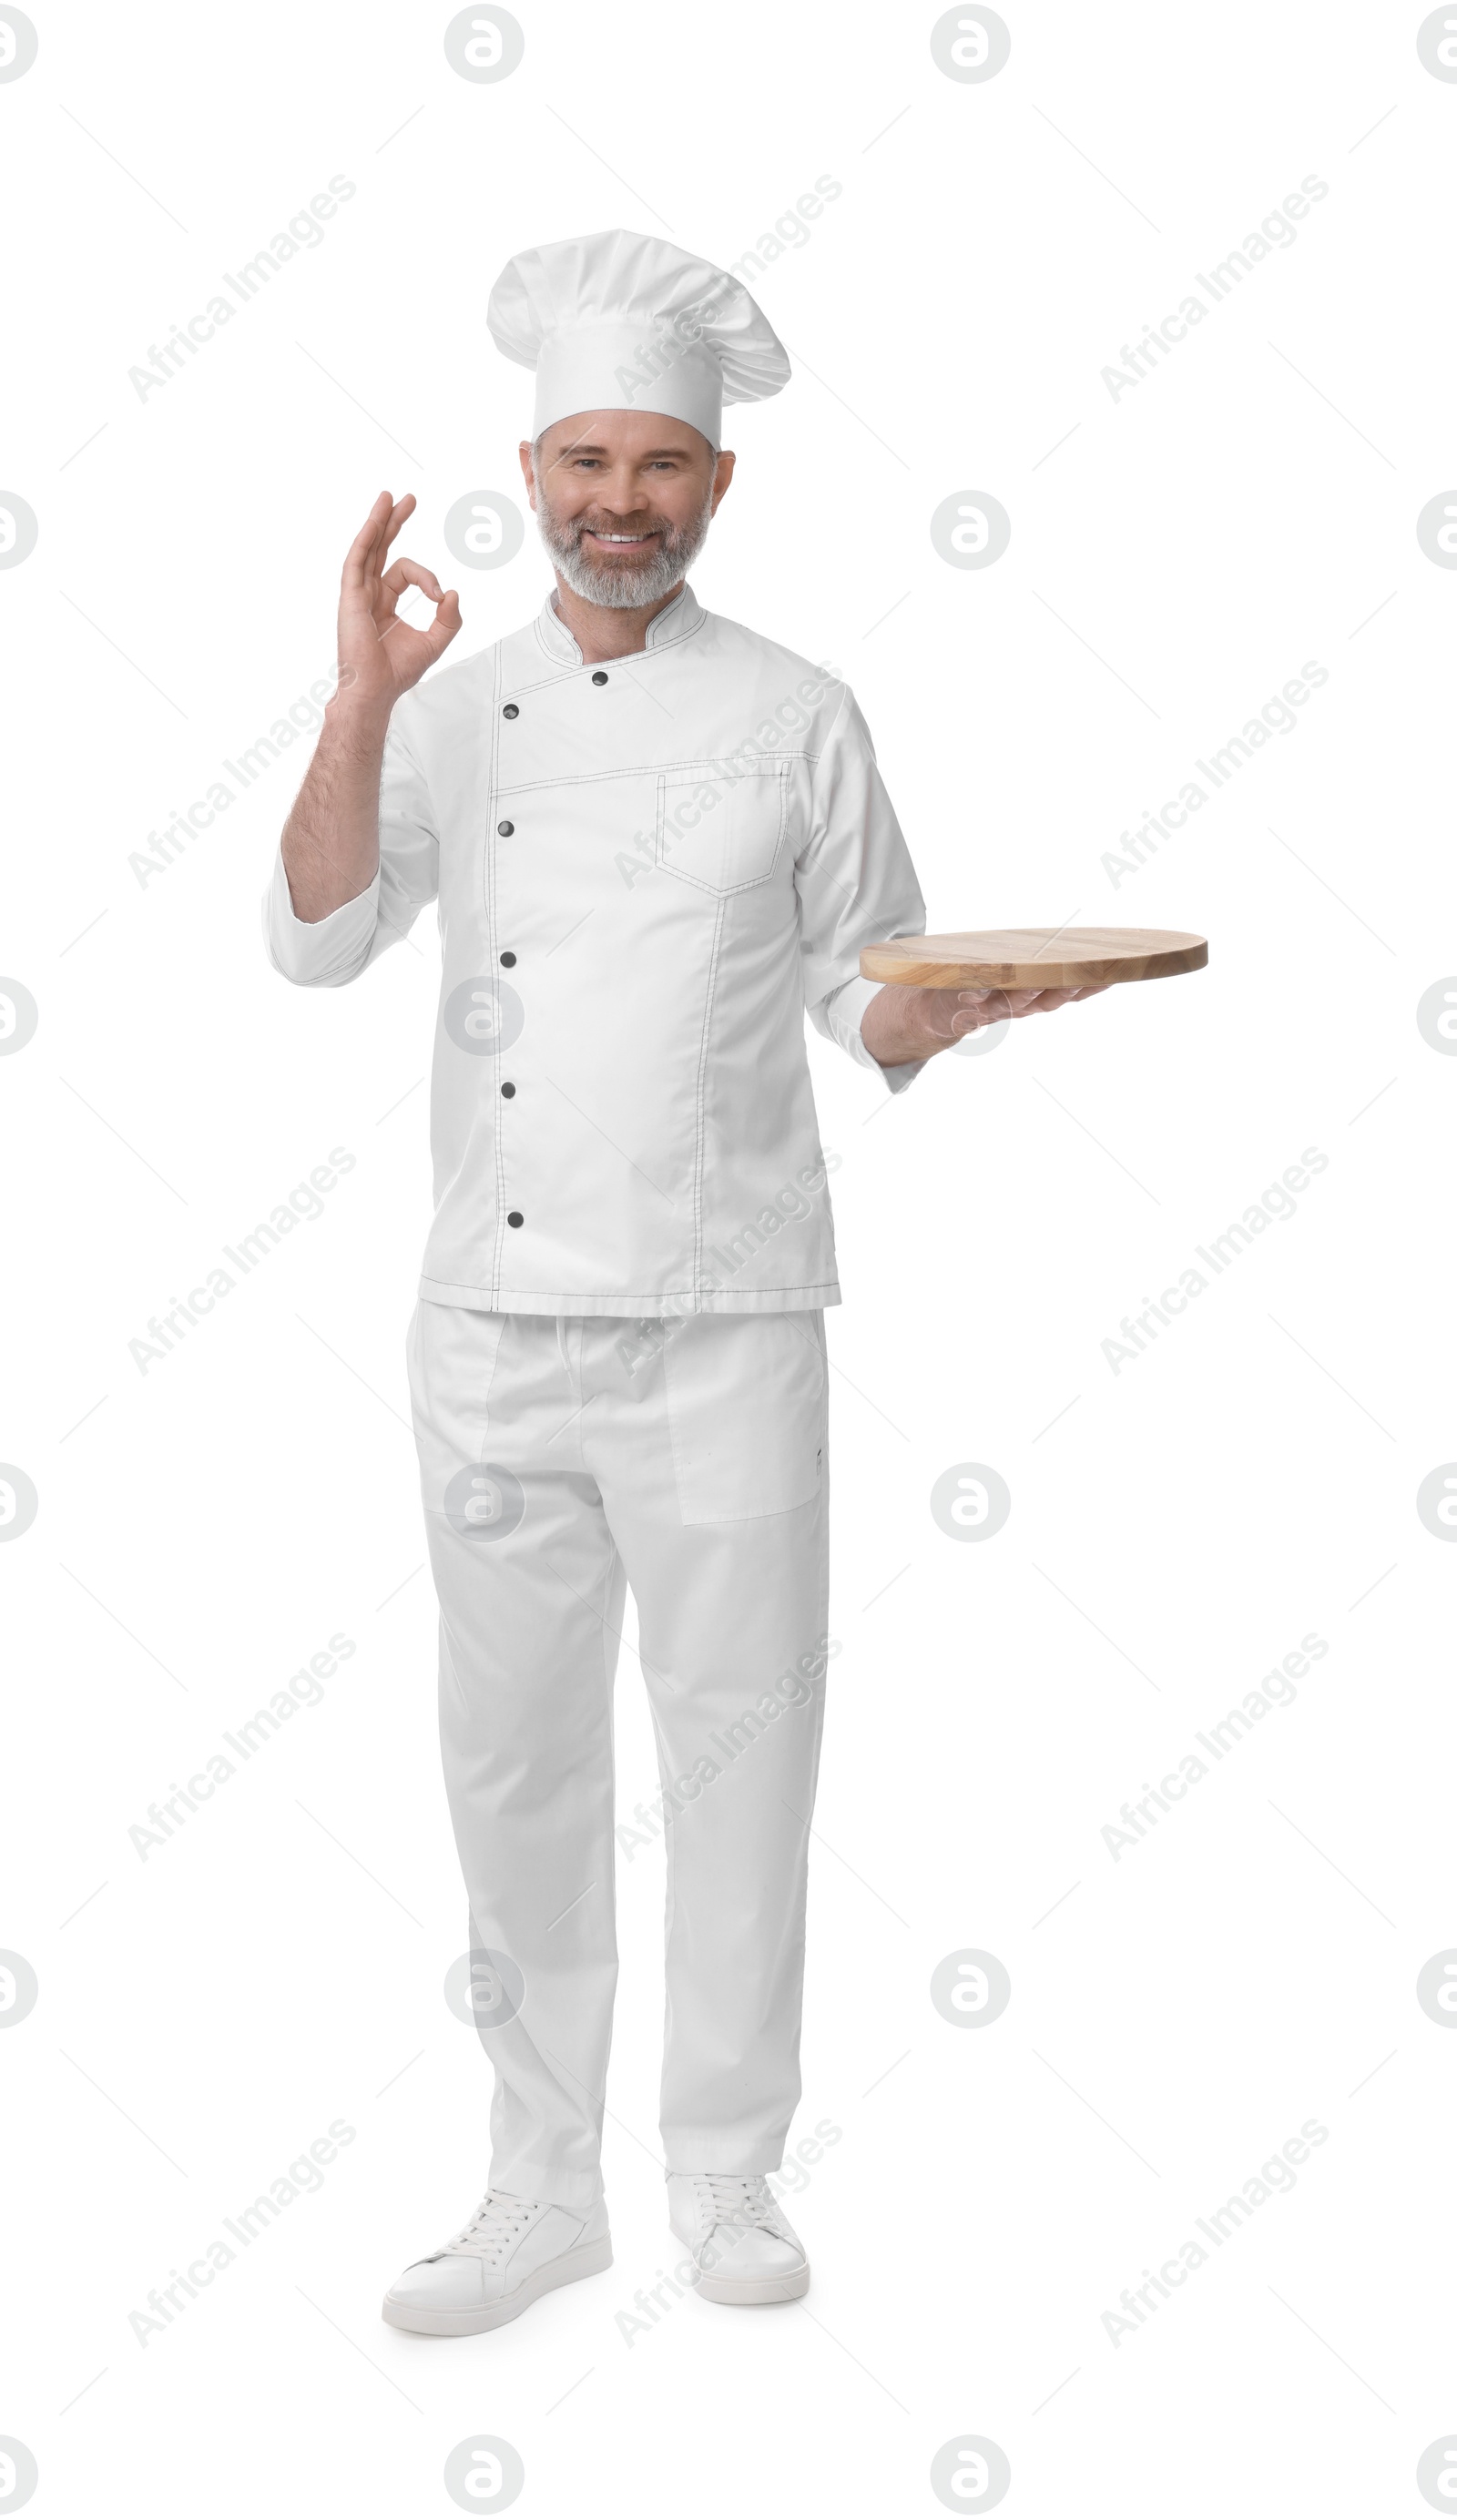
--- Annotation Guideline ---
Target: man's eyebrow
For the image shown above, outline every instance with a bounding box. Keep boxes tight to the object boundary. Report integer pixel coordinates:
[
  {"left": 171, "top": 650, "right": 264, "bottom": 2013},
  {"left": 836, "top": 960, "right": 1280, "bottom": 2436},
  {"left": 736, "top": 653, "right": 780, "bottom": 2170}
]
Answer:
[{"left": 552, "top": 441, "right": 692, "bottom": 459}]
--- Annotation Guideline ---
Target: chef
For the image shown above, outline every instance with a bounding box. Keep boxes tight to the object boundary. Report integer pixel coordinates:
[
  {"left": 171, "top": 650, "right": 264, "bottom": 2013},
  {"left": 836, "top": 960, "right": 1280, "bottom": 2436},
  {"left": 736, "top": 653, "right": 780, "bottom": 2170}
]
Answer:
[{"left": 264, "top": 229, "right": 1096, "bottom": 2337}]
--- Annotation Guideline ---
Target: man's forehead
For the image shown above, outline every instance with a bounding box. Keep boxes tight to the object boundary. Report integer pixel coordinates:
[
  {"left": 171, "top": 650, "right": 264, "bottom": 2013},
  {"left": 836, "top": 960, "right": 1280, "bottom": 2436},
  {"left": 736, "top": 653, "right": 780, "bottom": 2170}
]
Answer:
[{"left": 538, "top": 412, "right": 715, "bottom": 461}]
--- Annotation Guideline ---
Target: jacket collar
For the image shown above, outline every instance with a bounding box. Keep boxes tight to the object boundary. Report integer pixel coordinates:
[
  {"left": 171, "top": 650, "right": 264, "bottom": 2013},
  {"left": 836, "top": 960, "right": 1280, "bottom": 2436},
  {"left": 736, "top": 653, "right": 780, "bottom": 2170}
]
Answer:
[{"left": 537, "top": 580, "right": 702, "bottom": 666}]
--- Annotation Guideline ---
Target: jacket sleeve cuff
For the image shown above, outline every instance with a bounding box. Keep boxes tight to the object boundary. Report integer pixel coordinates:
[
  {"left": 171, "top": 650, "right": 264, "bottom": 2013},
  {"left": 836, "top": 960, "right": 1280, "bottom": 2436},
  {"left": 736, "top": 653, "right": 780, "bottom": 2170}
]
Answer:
[
  {"left": 262, "top": 850, "right": 382, "bottom": 987},
  {"left": 823, "top": 974, "right": 929, "bottom": 1096}
]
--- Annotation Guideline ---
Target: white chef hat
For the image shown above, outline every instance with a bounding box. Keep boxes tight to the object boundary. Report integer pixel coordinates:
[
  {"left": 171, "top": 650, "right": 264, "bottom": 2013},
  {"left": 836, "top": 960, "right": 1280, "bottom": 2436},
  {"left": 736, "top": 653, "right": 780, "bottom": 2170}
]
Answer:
[{"left": 487, "top": 229, "right": 790, "bottom": 452}]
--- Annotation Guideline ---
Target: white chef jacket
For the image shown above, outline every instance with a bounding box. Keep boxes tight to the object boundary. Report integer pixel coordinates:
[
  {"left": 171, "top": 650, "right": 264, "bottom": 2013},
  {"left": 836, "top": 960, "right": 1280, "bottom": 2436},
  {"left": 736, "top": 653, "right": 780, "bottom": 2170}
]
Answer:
[{"left": 263, "top": 583, "right": 927, "bottom": 1316}]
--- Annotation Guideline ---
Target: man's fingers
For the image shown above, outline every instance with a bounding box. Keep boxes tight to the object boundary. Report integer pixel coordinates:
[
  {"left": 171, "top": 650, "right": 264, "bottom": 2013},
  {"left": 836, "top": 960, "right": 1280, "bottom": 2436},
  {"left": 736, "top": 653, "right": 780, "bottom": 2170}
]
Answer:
[
  {"left": 372, "top": 559, "right": 446, "bottom": 648},
  {"left": 341, "top": 492, "right": 395, "bottom": 594},
  {"left": 420, "top": 589, "right": 463, "bottom": 661},
  {"left": 921, "top": 973, "right": 1114, "bottom": 1059},
  {"left": 948, "top": 987, "right": 1012, "bottom": 1032},
  {"left": 341, "top": 493, "right": 417, "bottom": 601},
  {"left": 381, "top": 493, "right": 416, "bottom": 559},
  {"left": 1018, "top": 983, "right": 1112, "bottom": 1015},
  {"left": 380, "top": 557, "right": 445, "bottom": 605},
  {"left": 375, "top": 586, "right": 463, "bottom": 663}
]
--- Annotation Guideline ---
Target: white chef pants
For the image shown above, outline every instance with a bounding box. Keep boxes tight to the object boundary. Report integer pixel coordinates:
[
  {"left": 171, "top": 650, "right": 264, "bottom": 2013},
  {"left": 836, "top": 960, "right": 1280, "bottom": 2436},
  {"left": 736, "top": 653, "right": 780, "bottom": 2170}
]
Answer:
[{"left": 406, "top": 1299, "right": 831, "bottom": 2211}]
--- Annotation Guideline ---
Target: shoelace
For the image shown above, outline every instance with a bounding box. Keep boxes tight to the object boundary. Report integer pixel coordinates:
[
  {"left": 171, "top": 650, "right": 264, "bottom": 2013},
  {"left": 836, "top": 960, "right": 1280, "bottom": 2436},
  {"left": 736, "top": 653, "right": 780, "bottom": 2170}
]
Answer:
[
  {"left": 439, "top": 2190, "right": 541, "bottom": 2264},
  {"left": 691, "top": 2172, "right": 791, "bottom": 2243}
]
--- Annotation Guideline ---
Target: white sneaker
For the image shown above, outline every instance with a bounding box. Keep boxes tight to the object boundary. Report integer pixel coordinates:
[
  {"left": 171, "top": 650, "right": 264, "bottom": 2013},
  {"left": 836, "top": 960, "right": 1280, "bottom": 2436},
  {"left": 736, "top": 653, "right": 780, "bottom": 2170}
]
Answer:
[
  {"left": 667, "top": 2171, "right": 810, "bottom": 2305},
  {"left": 382, "top": 2188, "right": 612, "bottom": 2335}
]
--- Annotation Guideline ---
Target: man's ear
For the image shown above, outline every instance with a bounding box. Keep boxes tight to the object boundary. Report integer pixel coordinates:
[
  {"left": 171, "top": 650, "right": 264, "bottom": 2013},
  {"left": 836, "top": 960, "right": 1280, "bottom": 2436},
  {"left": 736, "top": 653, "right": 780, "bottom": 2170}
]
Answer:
[
  {"left": 517, "top": 438, "right": 537, "bottom": 512},
  {"left": 710, "top": 448, "right": 736, "bottom": 515}
]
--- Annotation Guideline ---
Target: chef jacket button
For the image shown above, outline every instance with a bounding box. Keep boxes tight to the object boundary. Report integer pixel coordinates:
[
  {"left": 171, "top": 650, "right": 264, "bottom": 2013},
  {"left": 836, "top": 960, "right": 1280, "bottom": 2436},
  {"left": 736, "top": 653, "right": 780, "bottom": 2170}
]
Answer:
[
  {"left": 501, "top": 1082, "right": 515, "bottom": 1098},
  {"left": 500, "top": 950, "right": 516, "bottom": 966},
  {"left": 591, "top": 670, "right": 608, "bottom": 686},
  {"left": 502, "top": 703, "right": 518, "bottom": 718},
  {"left": 497, "top": 819, "right": 514, "bottom": 836},
  {"left": 506, "top": 1210, "right": 524, "bottom": 1227}
]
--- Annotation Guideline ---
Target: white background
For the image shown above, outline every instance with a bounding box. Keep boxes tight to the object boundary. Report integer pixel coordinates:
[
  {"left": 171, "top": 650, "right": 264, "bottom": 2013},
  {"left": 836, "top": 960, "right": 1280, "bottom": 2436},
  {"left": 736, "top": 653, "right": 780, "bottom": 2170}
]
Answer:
[{"left": 4, "top": 2, "right": 1456, "bottom": 2514}]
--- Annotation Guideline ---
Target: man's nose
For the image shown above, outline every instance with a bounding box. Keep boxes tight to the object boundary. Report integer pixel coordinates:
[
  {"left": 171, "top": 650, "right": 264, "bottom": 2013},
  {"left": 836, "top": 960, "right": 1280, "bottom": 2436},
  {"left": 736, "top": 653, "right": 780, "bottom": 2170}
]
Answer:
[{"left": 596, "top": 468, "right": 648, "bottom": 514}]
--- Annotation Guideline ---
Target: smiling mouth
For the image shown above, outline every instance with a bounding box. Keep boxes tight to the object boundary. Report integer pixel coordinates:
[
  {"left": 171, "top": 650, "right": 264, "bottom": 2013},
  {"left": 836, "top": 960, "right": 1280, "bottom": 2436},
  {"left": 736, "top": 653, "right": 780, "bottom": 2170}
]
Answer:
[{"left": 582, "top": 527, "right": 659, "bottom": 547}]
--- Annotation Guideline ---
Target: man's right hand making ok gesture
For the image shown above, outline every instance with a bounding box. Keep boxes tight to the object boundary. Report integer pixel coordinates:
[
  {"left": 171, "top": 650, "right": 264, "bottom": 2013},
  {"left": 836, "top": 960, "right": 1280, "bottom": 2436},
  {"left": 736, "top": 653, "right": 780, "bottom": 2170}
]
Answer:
[
  {"left": 337, "top": 491, "right": 462, "bottom": 721},
  {"left": 280, "top": 492, "right": 460, "bottom": 924}
]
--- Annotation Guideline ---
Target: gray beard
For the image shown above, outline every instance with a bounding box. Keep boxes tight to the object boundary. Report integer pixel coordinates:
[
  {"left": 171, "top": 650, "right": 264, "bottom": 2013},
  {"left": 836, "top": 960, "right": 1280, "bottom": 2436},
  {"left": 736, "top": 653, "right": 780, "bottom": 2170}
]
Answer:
[{"left": 536, "top": 489, "right": 714, "bottom": 609}]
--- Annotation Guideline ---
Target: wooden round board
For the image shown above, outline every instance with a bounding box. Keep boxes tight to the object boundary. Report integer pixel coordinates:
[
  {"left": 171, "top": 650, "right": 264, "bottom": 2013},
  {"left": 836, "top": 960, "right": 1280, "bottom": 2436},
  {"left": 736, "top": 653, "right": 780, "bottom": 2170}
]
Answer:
[{"left": 860, "top": 926, "right": 1207, "bottom": 991}]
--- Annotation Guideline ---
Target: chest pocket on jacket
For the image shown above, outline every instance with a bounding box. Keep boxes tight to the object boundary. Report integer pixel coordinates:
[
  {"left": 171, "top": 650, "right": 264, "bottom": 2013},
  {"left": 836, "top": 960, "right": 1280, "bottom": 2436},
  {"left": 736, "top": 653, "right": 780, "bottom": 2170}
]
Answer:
[{"left": 655, "top": 757, "right": 789, "bottom": 895}]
